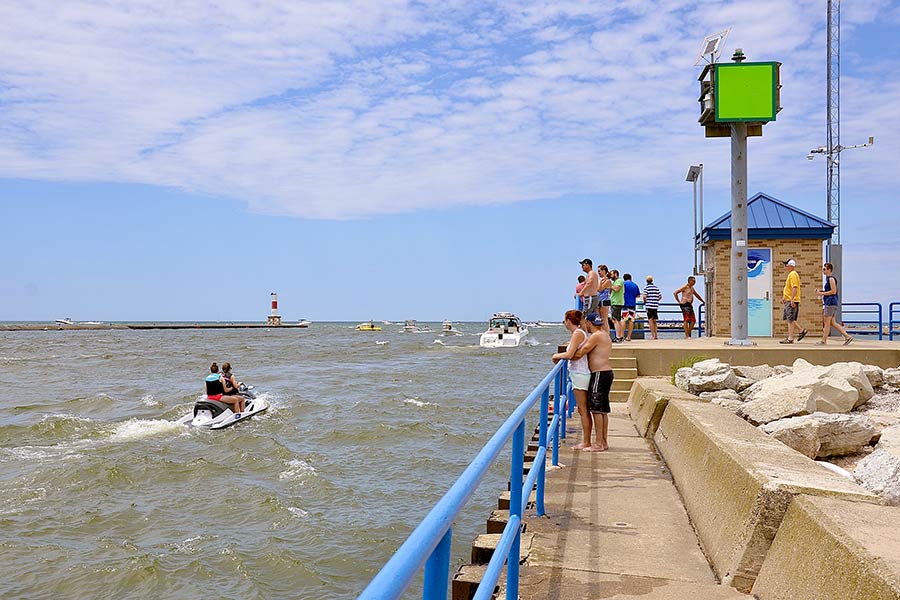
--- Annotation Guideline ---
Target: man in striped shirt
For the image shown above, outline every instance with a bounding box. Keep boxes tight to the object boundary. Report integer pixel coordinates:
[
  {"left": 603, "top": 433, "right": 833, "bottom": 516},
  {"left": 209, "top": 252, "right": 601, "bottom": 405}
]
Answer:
[{"left": 643, "top": 276, "right": 663, "bottom": 340}]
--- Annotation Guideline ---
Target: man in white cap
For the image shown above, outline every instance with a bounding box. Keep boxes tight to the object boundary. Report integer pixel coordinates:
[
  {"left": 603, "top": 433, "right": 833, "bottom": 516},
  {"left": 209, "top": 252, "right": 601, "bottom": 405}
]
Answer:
[{"left": 780, "top": 258, "right": 808, "bottom": 344}]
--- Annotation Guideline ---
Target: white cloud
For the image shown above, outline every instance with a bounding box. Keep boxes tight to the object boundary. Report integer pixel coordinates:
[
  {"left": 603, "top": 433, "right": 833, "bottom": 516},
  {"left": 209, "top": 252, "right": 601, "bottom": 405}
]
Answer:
[{"left": 0, "top": 0, "right": 897, "bottom": 218}]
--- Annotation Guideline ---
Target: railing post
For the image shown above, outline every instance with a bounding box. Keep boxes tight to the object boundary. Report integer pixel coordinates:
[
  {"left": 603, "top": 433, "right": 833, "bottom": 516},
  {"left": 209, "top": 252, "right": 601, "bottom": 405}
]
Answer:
[
  {"left": 551, "top": 374, "right": 560, "bottom": 467},
  {"left": 537, "top": 386, "right": 549, "bottom": 515},
  {"left": 561, "top": 362, "right": 569, "bottom": 434},
  {"left": 878, "top": 303, "right": 883, "bottom": 340},
  {"left": 507, "top": 421, "right": 525, "bottom": 600},
  {"left": 423, "top": 527, "right": 452, "bottom": 600},
  {"left": 698, "top": 304, "right": 704, "bottom": 337}
]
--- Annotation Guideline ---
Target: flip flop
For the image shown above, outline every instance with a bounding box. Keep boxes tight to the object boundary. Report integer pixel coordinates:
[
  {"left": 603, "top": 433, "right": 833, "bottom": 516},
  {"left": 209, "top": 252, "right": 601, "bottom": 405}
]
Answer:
[
  {"left": 798, "top": 329, "right": 809, "bottom": 341},
  {"left": 779, "top": 339, "right": 794, "bottom": 344},
  {"left": 844, "top": 336, "right": 854, "bottom": 345},
  {"left": 815, "top": 341, "right": 826, "bottom": 345}
]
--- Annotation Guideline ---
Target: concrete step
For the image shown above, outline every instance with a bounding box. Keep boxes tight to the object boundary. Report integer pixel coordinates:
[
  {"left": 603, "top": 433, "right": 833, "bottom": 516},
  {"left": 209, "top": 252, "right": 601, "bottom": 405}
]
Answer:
[
  {"left": 610, "top": 389, "right": 631, "bottom": 403},
  {"left": 610, "top": 356, "right": 638, "bottom": 368},
  {"left": 487, "top": 509, "right": 529, "bottom": 534},
  {"left": 498, "top": 490, "right": 536, "bottom": 510},
  {"left": 612, "top": 378, "right": 636, "bottom": 392},
  {"left": 452, "top": 564, "right": 495, "bottom": 600},
  {"left": 613, "top": 367, "right": 638, "bottom": 380}
]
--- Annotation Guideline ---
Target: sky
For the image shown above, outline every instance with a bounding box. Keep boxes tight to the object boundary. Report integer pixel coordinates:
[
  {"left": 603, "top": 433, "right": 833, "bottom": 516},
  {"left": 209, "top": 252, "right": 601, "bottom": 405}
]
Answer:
[{"left": 2, "top": 0, "right": 899, "bottom": 322}]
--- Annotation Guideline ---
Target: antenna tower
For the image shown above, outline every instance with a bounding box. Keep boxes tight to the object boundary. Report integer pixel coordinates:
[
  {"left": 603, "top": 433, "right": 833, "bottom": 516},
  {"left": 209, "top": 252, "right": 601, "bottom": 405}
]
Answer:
[{"left": 826, "top": 0, "right": 840, "bottom": 248}]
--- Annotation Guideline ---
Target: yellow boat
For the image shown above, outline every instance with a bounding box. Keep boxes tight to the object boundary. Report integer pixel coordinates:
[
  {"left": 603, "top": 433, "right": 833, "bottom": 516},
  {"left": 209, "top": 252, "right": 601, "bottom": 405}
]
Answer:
[{"left": 355, "top": 321, "right": 382, "bottom": 331}]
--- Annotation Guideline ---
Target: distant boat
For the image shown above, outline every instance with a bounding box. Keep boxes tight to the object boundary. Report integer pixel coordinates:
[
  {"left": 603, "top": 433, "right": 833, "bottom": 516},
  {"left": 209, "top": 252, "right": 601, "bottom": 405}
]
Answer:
[
  {"left": 297, "top": 319, "right": 312, "bottom": 327},
  {"left": 80, "top": 321, "right": 103, "bottom": 325},
  {"left": 55, "top": 318, "right": 74, "bottom": 325},
  {"left": 441, "top": 320, "right": 463, "bottom": 336},
  {"left": 479, "top": 313, "right": 529, "bottom": 348},
  {"left": 401, "top": 319, "right": 430, "bottom": 333},
  {"left": 356, "top": 321, "right": 382, "bottom": 332}
]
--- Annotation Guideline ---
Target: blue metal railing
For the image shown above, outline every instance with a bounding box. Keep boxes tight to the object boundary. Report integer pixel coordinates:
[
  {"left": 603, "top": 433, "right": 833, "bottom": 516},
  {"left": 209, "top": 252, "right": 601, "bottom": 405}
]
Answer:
[
  {"left": 840, "top": 302, "right": 883, "bottom": 340},
  {"left": 627, "top": 302, "right": 705, "bottom": 338},
  {"left": 358, "top": 360, "right": 569, "bottom": 600},
  {"left": 891, "top": 303, "right": 900, "bottom": 342}
]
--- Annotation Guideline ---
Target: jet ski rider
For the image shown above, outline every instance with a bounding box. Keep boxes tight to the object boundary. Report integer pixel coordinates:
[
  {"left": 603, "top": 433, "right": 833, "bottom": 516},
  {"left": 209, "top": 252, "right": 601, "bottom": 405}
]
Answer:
[{"left": 205, "top": 362, "right": 245, "bottom": 414}]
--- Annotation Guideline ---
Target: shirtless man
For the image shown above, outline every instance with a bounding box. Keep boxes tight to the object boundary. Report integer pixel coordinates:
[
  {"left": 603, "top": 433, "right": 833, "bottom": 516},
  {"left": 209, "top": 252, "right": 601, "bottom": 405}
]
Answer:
[
  {"left": 673, "top": 276, "right": 705, "bottom": 339},
  {"left": 571, "top": 312, "right": 614, "bottom": 451},
  {"left": 579, "top": 258, "right": 600, "bottom": 317}
]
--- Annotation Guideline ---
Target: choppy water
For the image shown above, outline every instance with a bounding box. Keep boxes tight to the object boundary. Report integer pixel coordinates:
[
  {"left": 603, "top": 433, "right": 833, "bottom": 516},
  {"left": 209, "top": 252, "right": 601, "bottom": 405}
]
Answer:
[{"left": 0, "top": 322, "right": 563, "bottom": 599}]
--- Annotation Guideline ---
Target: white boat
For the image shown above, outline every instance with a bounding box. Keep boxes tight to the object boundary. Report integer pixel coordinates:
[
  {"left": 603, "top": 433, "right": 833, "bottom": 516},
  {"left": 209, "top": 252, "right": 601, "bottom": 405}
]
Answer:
[
  {"left": 55, "top": 317, "right": 74, "bottom": 325},
  {"left": 479, "top": 313, "right": 529, "bottom": 348},
  {"left": 441, "top": 320, "right": 463, "bottom": 336},
  {"left": 400, "top": 319, "right": 430, "bottom": 333},
  {"left": 297, "top": 319, "right": 312, "bottom": 327},
  {"left": 176, "top": 385, "right": 268, "bottom": 430}
]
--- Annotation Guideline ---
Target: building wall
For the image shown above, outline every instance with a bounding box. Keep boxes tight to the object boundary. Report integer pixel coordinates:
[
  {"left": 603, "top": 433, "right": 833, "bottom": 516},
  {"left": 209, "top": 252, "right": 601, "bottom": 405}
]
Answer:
[{"left": 705, "top": 238, "right": 824, "bottom": 338}]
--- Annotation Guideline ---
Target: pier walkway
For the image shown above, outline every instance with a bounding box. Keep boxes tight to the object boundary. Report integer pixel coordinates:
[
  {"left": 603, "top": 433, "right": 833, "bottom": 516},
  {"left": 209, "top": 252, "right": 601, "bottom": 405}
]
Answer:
[{"left": 514, "top": 404, "right": 747, "bottom": 600}]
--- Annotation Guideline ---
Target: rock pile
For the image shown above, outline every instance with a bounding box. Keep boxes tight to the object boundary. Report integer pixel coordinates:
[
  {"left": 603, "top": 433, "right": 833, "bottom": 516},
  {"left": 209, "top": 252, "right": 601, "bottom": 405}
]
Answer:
[{"left": 674, "top": 357, "right": 900, "bottom": 505}]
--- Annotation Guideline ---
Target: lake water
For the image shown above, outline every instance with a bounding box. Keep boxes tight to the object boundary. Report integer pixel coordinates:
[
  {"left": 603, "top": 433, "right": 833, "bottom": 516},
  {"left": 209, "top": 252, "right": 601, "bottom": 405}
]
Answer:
[{"left": 0, "top": 322, "right": 565, "bottom": 599}]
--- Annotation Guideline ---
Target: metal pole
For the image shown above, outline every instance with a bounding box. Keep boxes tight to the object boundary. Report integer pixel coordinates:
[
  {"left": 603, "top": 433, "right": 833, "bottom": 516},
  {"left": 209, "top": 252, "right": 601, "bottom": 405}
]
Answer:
[
  {"left": 728, "top": 123, "right": 754, "bottom": 345},
  {"left": 693, "top": 178, "right": 698, "bottom": 275},
  {"left": 700, "top": 164, "right": 712, "bottom": 336}
]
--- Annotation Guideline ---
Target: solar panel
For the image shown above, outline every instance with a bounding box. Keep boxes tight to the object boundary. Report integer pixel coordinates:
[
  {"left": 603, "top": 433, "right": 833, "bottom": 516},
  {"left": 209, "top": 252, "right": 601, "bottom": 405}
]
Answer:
[{"left": 694, "top": 28, "right": 731, "bottom": 66}]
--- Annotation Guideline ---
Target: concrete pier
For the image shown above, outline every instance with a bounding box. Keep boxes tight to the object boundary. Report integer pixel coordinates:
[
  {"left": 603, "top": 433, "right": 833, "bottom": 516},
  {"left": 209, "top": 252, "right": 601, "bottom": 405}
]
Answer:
[
  {"left": 0, "top": 322, "right": 309, "bottom": 331},
  {"left": 514, "top": 405, "right": 748, "bottom": 599}
]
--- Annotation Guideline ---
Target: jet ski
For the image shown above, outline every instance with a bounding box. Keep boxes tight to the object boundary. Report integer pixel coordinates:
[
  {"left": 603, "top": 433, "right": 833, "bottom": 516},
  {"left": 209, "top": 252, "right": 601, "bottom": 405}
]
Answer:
[{"left": 177, "top": 385, "right": 269, "bottom": 430}]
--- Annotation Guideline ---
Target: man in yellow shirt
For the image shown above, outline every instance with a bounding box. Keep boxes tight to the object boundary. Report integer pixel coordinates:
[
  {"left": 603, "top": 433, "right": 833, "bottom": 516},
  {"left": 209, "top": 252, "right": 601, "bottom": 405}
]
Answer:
[{"left": 780, "top": 259, "right": 808, "bottom": 344}]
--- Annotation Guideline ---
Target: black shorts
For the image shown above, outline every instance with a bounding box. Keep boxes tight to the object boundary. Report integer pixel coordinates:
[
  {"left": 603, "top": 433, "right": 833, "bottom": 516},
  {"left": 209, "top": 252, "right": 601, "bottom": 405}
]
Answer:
[
  {"left": 647, "top": 308, "right": 658, "bottom": 320},
  {"left": 611, "top": 305, "right": 623, "bottom": 320},
  {"left": 600, "top": 299, "right": 611, "bottom": 307},
  {"left": 588, "top": 370, "right": 614, "bottom": 414}
]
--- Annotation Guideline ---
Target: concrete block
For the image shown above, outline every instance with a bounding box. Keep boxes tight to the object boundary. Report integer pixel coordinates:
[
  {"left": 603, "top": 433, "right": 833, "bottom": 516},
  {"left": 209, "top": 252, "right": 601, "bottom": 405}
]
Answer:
[
  {"left": 752, "top": 496, "right": 900, "bottom": 599},
  {"left": 471, "top": 532, "right": 534, "bottom": 565},
  {"left": 626, "top": 378, "right": 699, "bottom": 438},
  {"left": 654, "top": 400, "right": 880, "bottom": 592},
  {"left": 452, "top": 564, "right": 494, "bottom": 600},
  {"left": 498, "top": 490, "right": 536, "bottom": 510}
]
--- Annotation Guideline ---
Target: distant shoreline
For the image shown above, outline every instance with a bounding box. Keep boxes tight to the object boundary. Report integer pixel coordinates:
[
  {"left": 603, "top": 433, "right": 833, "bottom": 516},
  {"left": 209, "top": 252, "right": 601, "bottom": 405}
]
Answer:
[{"left": 0, "top": 322, "right": 311, "bottom": 331}]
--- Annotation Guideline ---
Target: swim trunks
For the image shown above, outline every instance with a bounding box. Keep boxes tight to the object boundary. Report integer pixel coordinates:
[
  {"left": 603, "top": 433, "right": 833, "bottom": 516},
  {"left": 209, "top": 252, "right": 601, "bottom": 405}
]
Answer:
[
  {"left": 622, "top": 307, "right": 636, "bottom": 322},
  {"left": 582, "top": 294, "right": 599, "bottom": 316},
  {"left": 783, "top": 301, "right": 800, "bottom": 322},
  {"left": 646, "top": 308, "right": 659, "bottom": 320},
  {"left": 611, "top": 305, "right": 623, "bottom": 321},
  {"left": 680, "top": 303, "right": 695, "bottom": 324},
  {"left": 588, "top": 370, "right": 613, "bottom": 414}
]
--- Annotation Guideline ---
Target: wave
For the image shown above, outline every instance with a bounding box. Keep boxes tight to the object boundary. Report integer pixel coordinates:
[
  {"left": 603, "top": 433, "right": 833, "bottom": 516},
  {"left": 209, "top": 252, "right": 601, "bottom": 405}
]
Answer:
[{"left": 404, "top": 398, "right": 438, "bottom": 408}]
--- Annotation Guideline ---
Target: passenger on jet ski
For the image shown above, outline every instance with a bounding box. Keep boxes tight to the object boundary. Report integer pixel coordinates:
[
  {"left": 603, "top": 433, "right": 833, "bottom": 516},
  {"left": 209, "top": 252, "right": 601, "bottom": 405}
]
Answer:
[
  {"left": 221, "top": 362, "right": 246, "bottom": 413},
  {"left": 205, "top": 362, "right": 245, "bottom": 414}
]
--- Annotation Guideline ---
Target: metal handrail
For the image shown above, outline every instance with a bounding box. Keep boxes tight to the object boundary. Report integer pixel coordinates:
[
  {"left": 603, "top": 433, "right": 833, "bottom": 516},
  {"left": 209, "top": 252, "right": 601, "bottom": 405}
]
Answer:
[
  {"left": 840, "top": 302, "right": 883, "bottom": 340},
  {"left": 628, "top": 302, "right": 705, "bottom": 338},
  {"left": 358, "top": 360, "right": 567, "bottom": 600},
  {"left": 891, "top": 303, "right": 900, "bottom": 342}
]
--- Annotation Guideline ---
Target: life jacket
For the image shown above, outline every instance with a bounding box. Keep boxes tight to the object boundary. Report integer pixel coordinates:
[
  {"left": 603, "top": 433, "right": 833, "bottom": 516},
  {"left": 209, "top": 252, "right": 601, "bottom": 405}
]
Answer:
[{"left": 205, "top": 373, "right": 224, "bottom": 396}]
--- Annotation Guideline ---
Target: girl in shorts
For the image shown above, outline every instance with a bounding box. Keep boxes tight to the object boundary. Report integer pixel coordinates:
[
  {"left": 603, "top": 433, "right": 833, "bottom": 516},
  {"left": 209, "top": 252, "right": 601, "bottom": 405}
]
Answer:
[{"left": 552, "top": 310, "right": 593, "bottom": 450}]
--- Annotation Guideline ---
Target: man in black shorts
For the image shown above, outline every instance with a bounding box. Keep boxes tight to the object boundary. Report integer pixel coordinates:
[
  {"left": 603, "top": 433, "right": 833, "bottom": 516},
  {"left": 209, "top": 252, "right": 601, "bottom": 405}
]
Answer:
[{"left": 572, "top": 313, "right": 614, "bottom": 451}]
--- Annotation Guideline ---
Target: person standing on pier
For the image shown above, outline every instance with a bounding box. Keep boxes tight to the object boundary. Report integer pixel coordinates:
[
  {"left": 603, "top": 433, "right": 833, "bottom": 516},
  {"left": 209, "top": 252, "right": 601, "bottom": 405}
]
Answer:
[
  {"left": 815, "top": 262, "right": 853, "bottom": 345},
  {"left": 572, "top": 312, "right": 614, "bottom": 451},
  {"left": 673, "top": 276, "right": 704, "bottom": 339},
  {"left": 622, "top": 273, "right": 640, "bottom": 342},
  {"left": 579, "top": 259, "right": 599, "bottom": 317},
  {"left": 575, "top": 275, "right": 586, "bottom": 311},
  {"left": 780, "top": 259, "right": 808, "bottom": 344},
  {"left": 552, "top": 310, "right": 593, "bottom": 450},
  {"left": 597, "top": 265, "right": 612, "bottom": 335},
  {"left": 609, "top": 269, "right": 625, "bottom": 343},
  {"left": 643, "top": 276, "right": 662, "bottom": 340}
]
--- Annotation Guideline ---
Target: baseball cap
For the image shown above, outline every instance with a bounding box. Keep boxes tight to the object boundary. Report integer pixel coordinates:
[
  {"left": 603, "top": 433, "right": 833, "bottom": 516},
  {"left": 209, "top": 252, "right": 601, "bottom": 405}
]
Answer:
[
  {"left": 579, "top": 258, "right": 592, "bottom": 266},
  {"left": 585, "top": 312, "right": 603, "bottom": 326},
  {"left": 784, "top": 259, "right": 796, "bottom": 267}
]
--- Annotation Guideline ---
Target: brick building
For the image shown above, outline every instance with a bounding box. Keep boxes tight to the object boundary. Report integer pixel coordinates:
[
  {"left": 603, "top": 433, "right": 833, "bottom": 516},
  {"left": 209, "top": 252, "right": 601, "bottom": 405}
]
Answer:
[{"left": 701, "top": 193, "right": 834, "bottom": 338}]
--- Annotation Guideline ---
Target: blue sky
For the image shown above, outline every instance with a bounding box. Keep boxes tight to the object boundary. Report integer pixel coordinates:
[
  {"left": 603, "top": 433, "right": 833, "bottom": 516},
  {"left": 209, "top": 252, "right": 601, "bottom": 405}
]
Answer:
[{"left": 2, "top": 0, "right": 899, "bottom": 322}]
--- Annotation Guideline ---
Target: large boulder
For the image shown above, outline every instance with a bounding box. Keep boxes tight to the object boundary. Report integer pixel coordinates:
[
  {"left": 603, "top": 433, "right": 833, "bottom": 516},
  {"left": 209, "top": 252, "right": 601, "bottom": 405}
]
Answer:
[
  {"left": 821, "top": 362, "right": 874, "bottom": 407},
  {"left": 854, "top": 449, "right": 900, "bottom": 506},
  {"left": 773, "top": 365, "right": 793, "bottom": 376},
  {"left": 710, "top": 397, "right": 745, "bottom": 414},
  {"left": 739, "top": 386, "right": 817, "bottom": 425},
  {"left": 862, "top": 365, "right": 885, "bottom": 389},
  {"left": 878, "top": 425, "right": 900, "bottom": 451},
  {"left": 692, "top": 358, "right": 731, "bottom": 376},
  {"left": 699, "top": 389, "right": 741, "bottom": 403},
  {"left": 760, "top": 413, "right": 878, "bottom": 459},
  {"left": 732, "top": 364, "right": 774, "bottom": 382},
  {"left": 675, "top": 359, "right": 740, "bottom": 395},
  {"left": 884, "top": 368, "right": 900, "bottom": 388}
]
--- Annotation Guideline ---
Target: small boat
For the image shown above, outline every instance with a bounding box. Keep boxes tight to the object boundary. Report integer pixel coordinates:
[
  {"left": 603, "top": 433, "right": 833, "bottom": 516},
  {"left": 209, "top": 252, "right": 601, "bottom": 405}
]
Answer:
[
  {"left": 56, "top": 317, "right": 75, "bottom": 325},
  {"left": 297, "top": 319, "right": 312, "bottom": 327},
  {"left": 441, "top": 320, "right": 463, "bottom": 336},
  {"left": 176, "top": 385, "right": 268, "bottom": 430},
  {"left": 401, "top": 319, "right": 430, "bottom": 333},
  {"left": 479, "top": 313, "right": 529, "bottom": 348},
  {"left": 356, "top": 321, "right": 383, "bottom": 331}
]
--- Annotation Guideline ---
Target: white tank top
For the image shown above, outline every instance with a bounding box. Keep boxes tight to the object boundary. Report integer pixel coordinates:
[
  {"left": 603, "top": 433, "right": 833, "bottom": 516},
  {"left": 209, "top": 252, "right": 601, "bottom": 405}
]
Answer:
[{"left": 568, "top": 329, "right": 589, "bottom": 374}]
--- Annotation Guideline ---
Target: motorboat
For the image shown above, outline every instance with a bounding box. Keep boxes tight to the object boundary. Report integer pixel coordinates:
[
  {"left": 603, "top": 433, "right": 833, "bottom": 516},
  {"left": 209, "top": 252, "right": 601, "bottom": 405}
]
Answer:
[
  {"left": 56, "top": 317, "right": 75, "bottom": 325},
  {"left": 176, "top": 385, "right": 269, "bottom": 430},
  {"left": 401, "top": 319, "right": 430, "bottom": 333},
  {"left": 441, "top": 320, "right": 463, "bottom": 336},
  {"left": 479, "top": 313, "right": 529, "bottom": 348},
  {"left": 297, "top": 319, "right": 312, "bottom": 327},
  {"left": 356, "top": 321, "right": 383, "bottom": 331}
]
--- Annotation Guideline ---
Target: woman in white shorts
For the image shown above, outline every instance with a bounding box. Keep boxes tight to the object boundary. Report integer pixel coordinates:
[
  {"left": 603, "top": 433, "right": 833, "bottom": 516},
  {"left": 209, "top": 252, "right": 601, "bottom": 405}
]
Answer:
[{"left": 552, "top": 309, "right": 593, "bottom": 450}]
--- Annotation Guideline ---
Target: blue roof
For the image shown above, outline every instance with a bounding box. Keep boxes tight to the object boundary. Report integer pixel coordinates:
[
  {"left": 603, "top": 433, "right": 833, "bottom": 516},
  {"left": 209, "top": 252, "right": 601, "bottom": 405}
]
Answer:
[{"left": 701, "top": 192, "right": 835, "bottom": 242}]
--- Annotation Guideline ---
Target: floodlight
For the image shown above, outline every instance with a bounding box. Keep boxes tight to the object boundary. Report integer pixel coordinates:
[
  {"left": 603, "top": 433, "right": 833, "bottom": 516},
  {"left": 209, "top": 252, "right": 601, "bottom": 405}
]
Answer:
[
  {"left": 694, "top": 28, "right": 731, "bottom": 66},
  {"left": 686, "top": 165, "right": 702, "bottom": 182}
]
